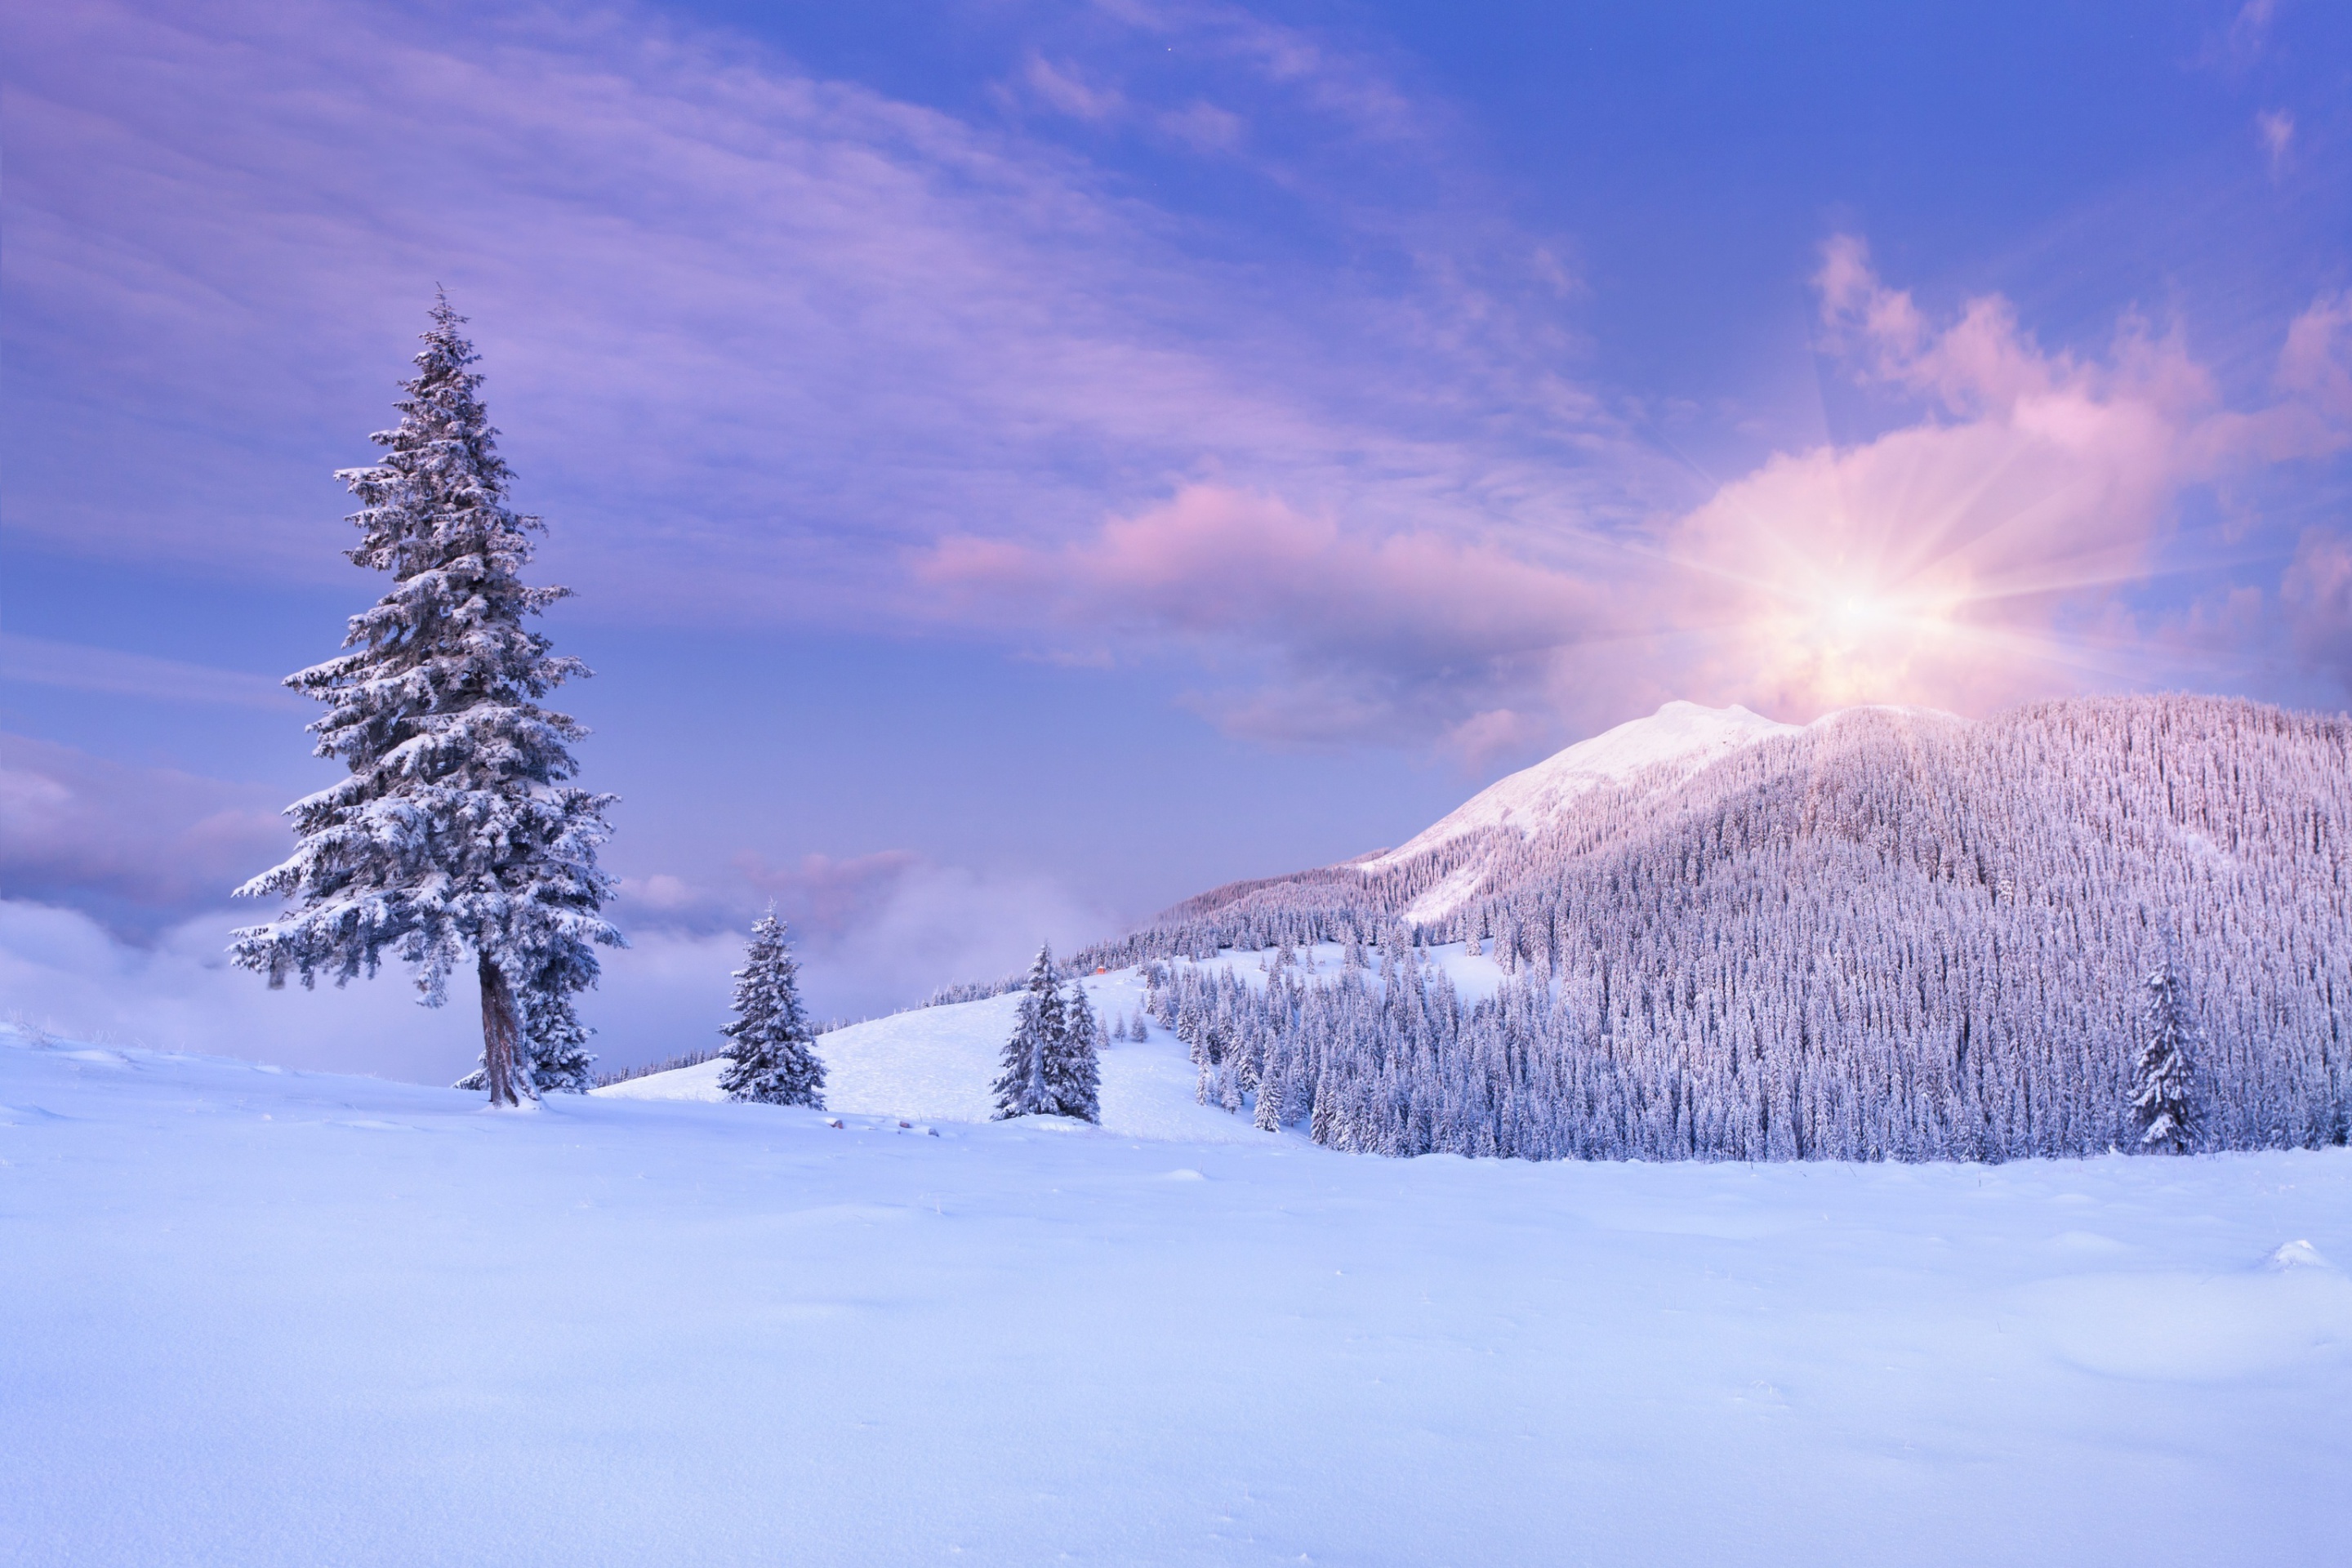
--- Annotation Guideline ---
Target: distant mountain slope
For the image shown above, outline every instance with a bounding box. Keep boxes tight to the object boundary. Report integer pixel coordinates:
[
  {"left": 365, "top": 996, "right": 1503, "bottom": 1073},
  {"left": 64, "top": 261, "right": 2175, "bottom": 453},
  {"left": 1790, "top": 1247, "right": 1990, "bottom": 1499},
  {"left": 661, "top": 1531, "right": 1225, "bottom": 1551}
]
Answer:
[{"left": 1077, "top": 695, "right": 2351, "bottom": 1160}]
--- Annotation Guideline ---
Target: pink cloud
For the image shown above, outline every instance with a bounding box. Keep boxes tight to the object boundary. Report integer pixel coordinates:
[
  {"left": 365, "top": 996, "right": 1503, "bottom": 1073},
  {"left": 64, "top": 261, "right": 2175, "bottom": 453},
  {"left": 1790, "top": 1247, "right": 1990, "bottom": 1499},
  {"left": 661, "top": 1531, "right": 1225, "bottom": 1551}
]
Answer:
[
  {"left": 922, "top": 483, "right": 1606, "bottom": 658},
  {"left": 1160, "top": 100, "right": 1248, "bottom": 154},
  {"left": 2257, "top": 109, "right": 2296, "bottom": 178},
  {"left": 916, "top": 483, "right": 1620, "bottom": 745},
  {"left": 735, "top": 849, "right": 923, "bottom": 944},
  {"left": 1437, "top": 708, "right": 1550, "bottom": 774},
  {"left": 906, "top": 239, "right": 2352, "bottom": 746},
  {"left": 2277, "top": 293, "right": 2352, "bottom": 421},
  {"left": 911, "top": 242, "right": 2352, "bottom": 746}
]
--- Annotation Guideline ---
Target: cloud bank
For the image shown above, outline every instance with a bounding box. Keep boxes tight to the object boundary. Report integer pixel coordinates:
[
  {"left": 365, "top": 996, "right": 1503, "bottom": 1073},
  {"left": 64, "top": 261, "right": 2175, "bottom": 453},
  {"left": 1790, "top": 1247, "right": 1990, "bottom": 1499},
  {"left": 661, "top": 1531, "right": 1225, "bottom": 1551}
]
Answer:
[
  {"left": 1, "top": 732, "right": 1116, "bottom": 1081},
  {"left": 0, "top": 735, "right": 285, "bottom": 929},
  {"left": 0, "top": 867, "right": 1107, "bottom": 1087}
]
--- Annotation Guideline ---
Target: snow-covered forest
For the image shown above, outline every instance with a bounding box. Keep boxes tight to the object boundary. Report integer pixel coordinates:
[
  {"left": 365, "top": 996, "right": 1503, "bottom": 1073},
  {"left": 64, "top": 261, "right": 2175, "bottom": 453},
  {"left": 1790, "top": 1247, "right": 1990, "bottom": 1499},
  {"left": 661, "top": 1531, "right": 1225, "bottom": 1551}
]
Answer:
[{"left": 1070, "top": 698, "right": 2350, "bottom": 1161}]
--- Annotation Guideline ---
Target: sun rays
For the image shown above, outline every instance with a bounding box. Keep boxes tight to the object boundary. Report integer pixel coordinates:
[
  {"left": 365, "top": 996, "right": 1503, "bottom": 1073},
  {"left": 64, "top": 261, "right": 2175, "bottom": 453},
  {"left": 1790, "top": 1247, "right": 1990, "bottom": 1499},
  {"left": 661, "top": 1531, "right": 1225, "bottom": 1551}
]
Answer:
[{"left": 1627, "top": 235, "right": 2352, "bottom": 720}]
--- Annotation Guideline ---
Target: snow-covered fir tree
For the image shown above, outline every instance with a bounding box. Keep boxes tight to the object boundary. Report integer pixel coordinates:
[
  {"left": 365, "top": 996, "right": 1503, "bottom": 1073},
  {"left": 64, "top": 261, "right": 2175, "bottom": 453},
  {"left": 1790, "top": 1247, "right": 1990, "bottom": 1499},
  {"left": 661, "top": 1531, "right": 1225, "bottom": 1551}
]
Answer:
[
  {"left": 717, "top": 908, "right": 826, "bottom": 1107},
  {"left": 1052, "top": 979, "right": 1104, "bottom": 1123},
  {"left": 991, "top": 947, "right": 1101, "bottom": 1121},
  {"left": 1253, "top": 1066, "right": 1284, "bottom": 1131},
  {"left": 2132, "top": 959, "right": 2198, "bottom": 1154},
  {"left": 233, "top": 294, "right": 621, "bottom": 1107},
  {"left": 993, "top": 947, "right": 1067, "bottom": 1119}
]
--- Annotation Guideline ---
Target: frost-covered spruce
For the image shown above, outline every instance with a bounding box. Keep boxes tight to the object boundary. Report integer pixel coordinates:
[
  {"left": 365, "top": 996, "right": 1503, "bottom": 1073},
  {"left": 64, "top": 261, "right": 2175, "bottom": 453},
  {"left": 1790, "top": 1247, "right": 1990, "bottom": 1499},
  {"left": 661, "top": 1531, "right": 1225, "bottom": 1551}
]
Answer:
[
  {"left": 991, "top": 946, "right": 1099, "bottom": 1122},
  {"left": 717, "top": 909, "right": 826, "bottom": 1107},
  {"left": 992, "top": 946, "right": 1065, "bottom": 1119},
  {"left": 1052, "top": 979, "right": 1104, "bottom": 1123},
  {"left": 1253, "top": 1067, "right": 1284, "bottom": 1132},
  {"left": 2132, "top": 960, "right": 2199, "bottom": 1154},
  {"left": 233, "top": 294, "right": 621, "bottom": 1107}
]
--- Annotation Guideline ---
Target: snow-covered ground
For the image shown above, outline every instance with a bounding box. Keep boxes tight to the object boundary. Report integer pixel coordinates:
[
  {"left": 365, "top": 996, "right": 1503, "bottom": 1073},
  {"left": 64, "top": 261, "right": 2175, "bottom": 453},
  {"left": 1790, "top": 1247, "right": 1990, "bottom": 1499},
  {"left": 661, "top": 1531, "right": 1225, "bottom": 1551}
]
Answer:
[{"left": 6, "top": 1016, "right": 2350, "bottom": 1567}]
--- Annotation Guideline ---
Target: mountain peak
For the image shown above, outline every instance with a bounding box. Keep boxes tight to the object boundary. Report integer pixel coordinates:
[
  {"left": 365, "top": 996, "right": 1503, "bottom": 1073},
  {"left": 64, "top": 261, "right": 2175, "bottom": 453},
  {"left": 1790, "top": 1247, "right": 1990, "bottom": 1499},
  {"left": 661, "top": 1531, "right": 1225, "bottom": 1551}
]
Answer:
[{"left": 1365, "top": 701, "right": 1800, "bottom": 874}]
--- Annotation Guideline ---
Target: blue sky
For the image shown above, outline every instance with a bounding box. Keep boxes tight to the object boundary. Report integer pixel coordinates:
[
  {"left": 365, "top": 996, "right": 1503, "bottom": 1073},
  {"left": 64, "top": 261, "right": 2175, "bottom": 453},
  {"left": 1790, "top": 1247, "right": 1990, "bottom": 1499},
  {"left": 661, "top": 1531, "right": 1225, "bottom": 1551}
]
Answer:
[{"left": 4, "top": 0, "right": 2348, "bottom": 1078}]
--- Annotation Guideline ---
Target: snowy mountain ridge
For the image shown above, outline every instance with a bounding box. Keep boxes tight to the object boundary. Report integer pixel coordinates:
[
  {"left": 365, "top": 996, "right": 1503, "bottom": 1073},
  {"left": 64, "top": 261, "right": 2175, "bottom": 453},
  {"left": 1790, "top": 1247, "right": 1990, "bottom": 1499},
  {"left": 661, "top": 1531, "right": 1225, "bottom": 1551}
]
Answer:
[
  {"left": 1366, "top": 701, "right": 1802, "bottom": 872},
  {"left": 1372, "top": 699, "right": 1973, "bottom": 880},
  {"left": 1376, "top": 699, "right": 1962, "bottom": 921}
]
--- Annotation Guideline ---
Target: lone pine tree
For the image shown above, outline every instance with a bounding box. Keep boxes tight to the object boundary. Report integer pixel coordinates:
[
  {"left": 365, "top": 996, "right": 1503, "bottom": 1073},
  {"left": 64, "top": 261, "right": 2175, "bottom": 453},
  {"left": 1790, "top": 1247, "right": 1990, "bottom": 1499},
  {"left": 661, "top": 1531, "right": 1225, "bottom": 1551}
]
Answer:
[
  {"left": 718, "top": 909, "right": 826, "bottom": 1107},
  {"left": 2132, "top": 958, "right": 2199, "bottom": 1154},
  {"left": 233, "top": 294, "right": 621, "bottom": 1107}
]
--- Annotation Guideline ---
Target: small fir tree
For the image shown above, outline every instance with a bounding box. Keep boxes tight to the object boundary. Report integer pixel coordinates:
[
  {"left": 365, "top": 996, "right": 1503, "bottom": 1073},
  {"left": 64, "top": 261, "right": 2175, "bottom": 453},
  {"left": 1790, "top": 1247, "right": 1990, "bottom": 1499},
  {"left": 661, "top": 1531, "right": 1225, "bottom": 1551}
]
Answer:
[
  {"left": 2132, "top": 959, "right": 2198, "bottom": 1153},
  {"left": 233, "top": 294, "right": 620, "bottom": 1105},
  {"left": 1050, "top": 979, "right": 1103, "bottom": 1123},
  {"left": 718, "top": 909, "right": 826, "bottom": 1107},
  {"left": 1253, "top": 1065, "right": 1284, "bottom": 1131},
  {"left": 1309, "top": 1068, "right": 1339, "bottom": 1146},
  {"left": 993, "top": 946, "right": 1067, "bottom": 1119}
]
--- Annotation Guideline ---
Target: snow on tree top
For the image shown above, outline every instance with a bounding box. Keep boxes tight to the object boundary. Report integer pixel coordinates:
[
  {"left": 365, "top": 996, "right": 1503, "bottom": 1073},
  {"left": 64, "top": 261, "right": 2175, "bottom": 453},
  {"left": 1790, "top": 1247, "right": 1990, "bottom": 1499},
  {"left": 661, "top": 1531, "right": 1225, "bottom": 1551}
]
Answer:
[{"left": 1365, "top": 701, "right": 1802, "bottom": 872}]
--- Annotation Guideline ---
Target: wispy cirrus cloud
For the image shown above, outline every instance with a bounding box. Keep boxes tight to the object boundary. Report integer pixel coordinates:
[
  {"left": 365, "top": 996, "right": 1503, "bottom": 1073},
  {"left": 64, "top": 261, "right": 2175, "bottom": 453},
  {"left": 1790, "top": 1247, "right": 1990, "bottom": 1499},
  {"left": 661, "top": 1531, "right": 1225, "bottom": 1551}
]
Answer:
[{"left": 2, "top": 0, "right": 1628, "bottom": 627}]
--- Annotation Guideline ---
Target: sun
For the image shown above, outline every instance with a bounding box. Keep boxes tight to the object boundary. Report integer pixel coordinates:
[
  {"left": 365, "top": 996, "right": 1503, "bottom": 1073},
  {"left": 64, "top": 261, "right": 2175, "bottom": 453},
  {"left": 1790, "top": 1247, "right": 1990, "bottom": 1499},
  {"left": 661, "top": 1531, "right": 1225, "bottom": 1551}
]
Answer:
[{"left": 1760, "top": 568, "right": 1971, "bottom": 707}]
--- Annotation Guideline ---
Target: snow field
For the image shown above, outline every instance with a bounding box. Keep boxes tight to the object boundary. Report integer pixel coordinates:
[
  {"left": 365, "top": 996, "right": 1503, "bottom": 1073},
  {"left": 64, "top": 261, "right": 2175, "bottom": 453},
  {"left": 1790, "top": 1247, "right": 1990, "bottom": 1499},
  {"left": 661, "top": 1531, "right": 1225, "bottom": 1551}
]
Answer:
[{"left": 4, "top": 1022, "right": 2350, "bottom": 1567}]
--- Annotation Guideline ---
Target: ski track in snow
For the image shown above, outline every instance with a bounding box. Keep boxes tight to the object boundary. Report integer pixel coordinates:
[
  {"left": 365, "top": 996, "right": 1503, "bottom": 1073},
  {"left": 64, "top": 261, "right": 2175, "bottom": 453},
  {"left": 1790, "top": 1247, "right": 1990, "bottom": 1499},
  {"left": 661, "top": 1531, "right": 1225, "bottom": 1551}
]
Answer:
[{"left": 5, "top": 1016, "right": 2350, "bottom": 1567}]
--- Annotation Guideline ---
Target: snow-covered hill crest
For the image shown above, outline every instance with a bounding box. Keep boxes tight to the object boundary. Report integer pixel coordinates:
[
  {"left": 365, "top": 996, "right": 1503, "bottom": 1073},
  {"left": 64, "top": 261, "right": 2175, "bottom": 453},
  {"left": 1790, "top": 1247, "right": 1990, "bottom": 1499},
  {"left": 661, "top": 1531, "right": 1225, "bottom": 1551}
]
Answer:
[{"left": 1367, "top": 701, "right": 1801, "bottom": 871}]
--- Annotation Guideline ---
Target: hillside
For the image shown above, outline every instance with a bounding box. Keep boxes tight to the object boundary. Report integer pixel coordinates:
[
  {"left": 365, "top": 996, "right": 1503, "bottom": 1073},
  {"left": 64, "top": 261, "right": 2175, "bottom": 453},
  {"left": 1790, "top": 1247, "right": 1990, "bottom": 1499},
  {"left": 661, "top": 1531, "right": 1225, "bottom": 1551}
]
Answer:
[
  {"left": 598, "top": 966, "right": 1285, "bottom": 1145},
  {"left": 1077, "top": 696, "right": 2352, "bottom": 1160}
]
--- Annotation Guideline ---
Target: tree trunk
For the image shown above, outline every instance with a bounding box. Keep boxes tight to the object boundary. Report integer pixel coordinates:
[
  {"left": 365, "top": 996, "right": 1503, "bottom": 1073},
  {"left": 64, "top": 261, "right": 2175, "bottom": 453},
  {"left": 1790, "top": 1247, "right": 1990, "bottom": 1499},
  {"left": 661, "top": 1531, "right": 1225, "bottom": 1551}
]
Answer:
[{"left": 479, "top": 951, "right": 523, "bottom": 1107}]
